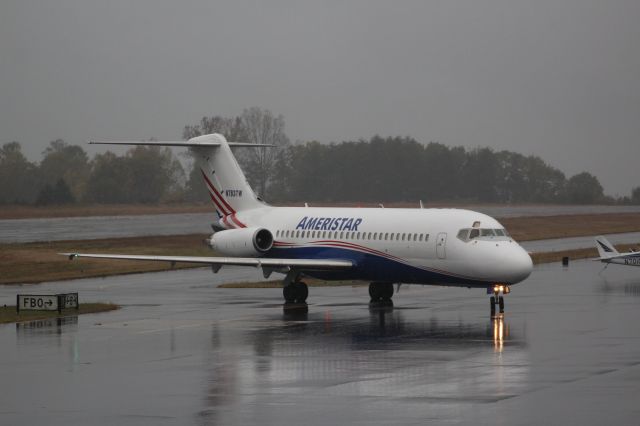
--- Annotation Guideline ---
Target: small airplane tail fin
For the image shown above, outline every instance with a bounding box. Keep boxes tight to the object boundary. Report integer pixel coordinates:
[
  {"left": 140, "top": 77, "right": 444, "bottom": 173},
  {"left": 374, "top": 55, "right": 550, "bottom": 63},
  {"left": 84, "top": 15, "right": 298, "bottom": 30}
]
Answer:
[{"left": 595, "top": 236, "right": 619, "bottom": 259}]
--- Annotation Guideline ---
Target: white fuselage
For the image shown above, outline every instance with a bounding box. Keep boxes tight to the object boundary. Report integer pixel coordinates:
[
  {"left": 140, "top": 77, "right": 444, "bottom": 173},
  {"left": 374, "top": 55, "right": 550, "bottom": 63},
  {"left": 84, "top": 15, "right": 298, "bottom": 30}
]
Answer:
[
  {"left": 219, "top": 206, "right": 533, "bottom": 288},
  {"left": 603, "top": 256, "right": 640, "bottom": 267}
]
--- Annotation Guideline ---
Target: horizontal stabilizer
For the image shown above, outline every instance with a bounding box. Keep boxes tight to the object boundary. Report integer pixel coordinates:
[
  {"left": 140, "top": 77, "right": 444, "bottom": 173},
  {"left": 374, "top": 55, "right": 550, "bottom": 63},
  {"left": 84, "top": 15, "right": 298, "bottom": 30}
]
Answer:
[{"left": 89, "top": 140, "right": 275, "bottom": 148}]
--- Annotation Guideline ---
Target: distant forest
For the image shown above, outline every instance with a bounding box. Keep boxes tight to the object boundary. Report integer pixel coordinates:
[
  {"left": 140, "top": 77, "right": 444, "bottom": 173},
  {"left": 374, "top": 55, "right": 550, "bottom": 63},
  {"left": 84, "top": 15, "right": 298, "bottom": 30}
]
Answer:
[{"left": 2, "top": 108, "right": 639, "bottom": 206}]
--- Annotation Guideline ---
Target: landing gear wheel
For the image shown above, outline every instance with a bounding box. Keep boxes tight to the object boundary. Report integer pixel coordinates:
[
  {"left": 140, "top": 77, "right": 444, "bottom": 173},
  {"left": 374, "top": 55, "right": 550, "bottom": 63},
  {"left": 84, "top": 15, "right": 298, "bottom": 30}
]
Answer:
[
  {"left": 283, "top": 281, "right": 308, "bottom": 304},
  {"left": 368, "top": 283, "right": 379, "bottom": 300},
  {"left": 498, "top": 296, "right": 505, "bottom": 313},
  {"left": 369, "top": 282, "right": 394, "bottom": 305},
  {"left": 380, "top": 283, "right": 394, "bottom": 300},
  {"left": 294, "top": 282, "right": 308, "bottom": 303},
  {"left": 283, "top": 285, "right": 296, "bottom": 303},
  {"left": 490, "top": 296, "right": 496, "bottom": 316}
]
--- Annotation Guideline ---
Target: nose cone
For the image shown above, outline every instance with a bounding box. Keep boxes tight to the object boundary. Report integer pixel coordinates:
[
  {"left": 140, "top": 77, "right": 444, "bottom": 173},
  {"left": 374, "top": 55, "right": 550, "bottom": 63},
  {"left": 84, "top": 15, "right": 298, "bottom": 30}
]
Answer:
[{"left": 500, "top": 245, "right": 533, "bottom": 284}]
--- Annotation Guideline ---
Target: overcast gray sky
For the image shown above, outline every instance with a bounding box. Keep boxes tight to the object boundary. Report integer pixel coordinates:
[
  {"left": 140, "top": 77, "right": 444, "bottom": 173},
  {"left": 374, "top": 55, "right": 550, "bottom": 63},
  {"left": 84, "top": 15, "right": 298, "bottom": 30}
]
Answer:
[{"left": 1, "top": 0, "right": 639, "bottom": 196}]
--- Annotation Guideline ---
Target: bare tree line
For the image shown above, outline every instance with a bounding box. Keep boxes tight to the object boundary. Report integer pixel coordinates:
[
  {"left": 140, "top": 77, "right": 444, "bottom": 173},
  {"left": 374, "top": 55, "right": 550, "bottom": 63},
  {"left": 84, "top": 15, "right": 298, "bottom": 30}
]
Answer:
[{"left": 1, "top": 107, "right": 638, "bottom": 205}]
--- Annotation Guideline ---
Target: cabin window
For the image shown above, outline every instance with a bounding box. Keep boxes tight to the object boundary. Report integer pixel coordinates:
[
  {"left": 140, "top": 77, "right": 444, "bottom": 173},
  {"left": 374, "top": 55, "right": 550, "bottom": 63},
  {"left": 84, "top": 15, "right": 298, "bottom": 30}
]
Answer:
[
  {"left": 402, "top": 233, "right": 406, "bottom": 241},
  {"left": 425, "top": 234, "right": 429, "bottom": 241},
  {"left": 356, "top": 232, "right": 360, "bottom": 240},
  {"left": 413, "top": 234, "right": 418, "bottom": 241},
  {"left": 373, "top": 233, "right": 378, "bottom": 240}
]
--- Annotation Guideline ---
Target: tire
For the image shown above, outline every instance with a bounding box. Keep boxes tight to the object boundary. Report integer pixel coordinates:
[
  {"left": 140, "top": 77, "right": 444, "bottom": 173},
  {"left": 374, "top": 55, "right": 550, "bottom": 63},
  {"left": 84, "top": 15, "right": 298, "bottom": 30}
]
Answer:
[
  {"left": 369, "top": 283, "right": 380, "bottom": 300},
  {"left": 490, "top": 296, "right": 496, "bottom": 315},
  {"left": 283, "top": 285, "right": 296, "bottom": 303},
  {"left": 498, "top": 296, "right": 505, "bottom": 313},
  {"left": 295, "top": 282, "right": 309, "bottom": 303},
  {"left": 380, "top": 283, "right": 394, "bottom": 300}
]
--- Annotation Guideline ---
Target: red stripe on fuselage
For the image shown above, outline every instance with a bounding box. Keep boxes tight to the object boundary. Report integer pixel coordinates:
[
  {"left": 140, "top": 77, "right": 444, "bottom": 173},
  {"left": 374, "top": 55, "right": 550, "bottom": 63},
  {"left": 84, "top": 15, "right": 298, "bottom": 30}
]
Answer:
[
  {"left": 199, "top": 169, "right": 247, "bottom": 228},
  {"left": 207, "top": 192, "right": 227, "bottom": 216},
  {"left": 230, "top": 213, "right": 246, "bottom": 228},
  {"left": 201, "top": 171, "right": 231, "bottom": 216},
  {"left": 200, "top": 169, "right": 235, "bottom": 214}
]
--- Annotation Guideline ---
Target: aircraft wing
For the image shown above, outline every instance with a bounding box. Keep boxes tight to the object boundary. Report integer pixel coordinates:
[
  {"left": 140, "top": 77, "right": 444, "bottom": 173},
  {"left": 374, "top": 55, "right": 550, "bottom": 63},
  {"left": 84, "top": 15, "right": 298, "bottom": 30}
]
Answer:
[{"left": 61, "top": 252, "right": 353, "bottom": 271}]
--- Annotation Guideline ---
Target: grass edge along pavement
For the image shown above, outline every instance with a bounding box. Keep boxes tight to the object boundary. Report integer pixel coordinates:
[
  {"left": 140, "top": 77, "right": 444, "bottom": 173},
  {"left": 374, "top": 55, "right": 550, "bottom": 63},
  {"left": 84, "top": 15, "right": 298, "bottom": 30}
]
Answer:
[{"left": 1, "top": 213, "right": 640, "bottom": 285}]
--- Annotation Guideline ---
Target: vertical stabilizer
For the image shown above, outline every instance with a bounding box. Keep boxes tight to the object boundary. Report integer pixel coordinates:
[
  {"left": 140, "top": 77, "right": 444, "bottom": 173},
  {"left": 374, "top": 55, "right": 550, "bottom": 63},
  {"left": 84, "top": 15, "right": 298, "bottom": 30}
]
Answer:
[
  {"left": 595, "top": 236, "right": 619, "bottom": 259},
  {"left": 191, "top": 134, "right": 266, "bottom": 226}
]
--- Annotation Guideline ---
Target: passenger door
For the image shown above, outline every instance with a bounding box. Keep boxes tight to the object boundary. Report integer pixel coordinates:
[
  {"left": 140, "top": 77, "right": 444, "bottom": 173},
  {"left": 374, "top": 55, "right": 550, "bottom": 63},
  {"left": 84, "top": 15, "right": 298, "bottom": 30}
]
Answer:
[{"left": 436, "top": 232, "right": 447, "bottom": 259}]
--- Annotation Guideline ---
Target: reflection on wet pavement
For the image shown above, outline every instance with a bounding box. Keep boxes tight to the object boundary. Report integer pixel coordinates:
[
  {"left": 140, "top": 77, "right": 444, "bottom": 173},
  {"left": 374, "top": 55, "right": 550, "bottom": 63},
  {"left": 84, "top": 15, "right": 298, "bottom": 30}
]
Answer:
[{"left": 1, "top": 261, "right": 640, "bottom": 424}]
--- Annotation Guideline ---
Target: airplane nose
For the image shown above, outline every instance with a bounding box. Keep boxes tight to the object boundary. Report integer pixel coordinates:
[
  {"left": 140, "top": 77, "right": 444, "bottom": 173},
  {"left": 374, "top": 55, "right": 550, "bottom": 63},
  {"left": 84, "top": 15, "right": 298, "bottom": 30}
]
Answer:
[{"left": 503, "top": 246, "right": 533, "bottom": 284}]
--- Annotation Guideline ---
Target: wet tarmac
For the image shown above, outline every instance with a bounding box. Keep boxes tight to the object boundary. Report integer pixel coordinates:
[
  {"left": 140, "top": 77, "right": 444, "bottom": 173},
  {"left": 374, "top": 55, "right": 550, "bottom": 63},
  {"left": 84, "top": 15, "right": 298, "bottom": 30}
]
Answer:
[
  {"left": 1, "top": 260, "right": 640, "bottom": 425},
  {"left": 3, "top": 204, "right": 640, "bottom": 243}
]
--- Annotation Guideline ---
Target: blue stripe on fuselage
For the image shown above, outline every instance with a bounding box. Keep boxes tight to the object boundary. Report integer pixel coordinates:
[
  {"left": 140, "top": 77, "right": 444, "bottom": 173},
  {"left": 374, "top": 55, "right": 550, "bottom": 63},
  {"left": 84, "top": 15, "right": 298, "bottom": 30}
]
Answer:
[{"left": 266, "top": 246, "right": 491, "bottom": 288}]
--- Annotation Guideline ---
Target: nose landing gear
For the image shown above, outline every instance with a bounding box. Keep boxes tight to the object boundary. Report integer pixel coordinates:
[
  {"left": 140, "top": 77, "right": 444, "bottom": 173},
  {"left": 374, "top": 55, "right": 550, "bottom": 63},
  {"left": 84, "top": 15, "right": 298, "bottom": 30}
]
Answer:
[{"left": 490, "top": 285, "right": 510, "bottom": 316}]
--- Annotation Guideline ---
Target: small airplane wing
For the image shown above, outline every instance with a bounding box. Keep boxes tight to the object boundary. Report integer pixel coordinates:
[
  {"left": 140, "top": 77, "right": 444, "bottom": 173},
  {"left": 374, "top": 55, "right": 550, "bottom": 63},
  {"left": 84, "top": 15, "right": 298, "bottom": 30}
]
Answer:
[{"left": 61, "top": 252, "right": 353, "bottom": 272}]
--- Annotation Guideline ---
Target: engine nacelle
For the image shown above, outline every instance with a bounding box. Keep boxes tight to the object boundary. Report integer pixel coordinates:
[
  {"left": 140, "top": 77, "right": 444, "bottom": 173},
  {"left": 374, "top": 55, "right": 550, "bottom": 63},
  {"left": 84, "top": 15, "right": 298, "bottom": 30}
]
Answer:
[{"left": 208, "top": 227, "right": 274, "bottom": 257}]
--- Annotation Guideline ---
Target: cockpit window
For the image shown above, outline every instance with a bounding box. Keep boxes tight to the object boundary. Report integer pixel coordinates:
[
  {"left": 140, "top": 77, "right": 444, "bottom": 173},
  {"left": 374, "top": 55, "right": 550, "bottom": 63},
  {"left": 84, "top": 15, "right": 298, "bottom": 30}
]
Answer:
[{"left": 457, "top": 227, "right": 509, "bottom": 242}]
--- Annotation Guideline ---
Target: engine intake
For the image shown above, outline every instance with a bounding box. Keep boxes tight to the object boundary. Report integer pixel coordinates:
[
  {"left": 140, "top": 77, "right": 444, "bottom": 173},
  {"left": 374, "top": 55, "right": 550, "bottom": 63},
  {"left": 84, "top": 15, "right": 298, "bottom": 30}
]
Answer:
[{"left": 209, "top": 227, "right": 274, "bottom": 257}]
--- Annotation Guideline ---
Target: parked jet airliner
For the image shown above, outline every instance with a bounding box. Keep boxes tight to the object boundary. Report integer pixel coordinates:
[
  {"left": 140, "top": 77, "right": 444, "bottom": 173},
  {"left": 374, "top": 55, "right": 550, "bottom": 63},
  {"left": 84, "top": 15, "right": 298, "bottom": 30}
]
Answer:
[{"left": 63, "top": 133, "right": 532, "bottom": 313}]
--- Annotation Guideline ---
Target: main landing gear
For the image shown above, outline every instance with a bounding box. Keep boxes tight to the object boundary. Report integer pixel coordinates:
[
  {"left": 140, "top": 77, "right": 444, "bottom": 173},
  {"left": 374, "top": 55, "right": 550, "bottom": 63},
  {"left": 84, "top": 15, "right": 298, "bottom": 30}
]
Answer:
[
  {"left": 283, "top": 281, "right": 308, "bottom": 304},
  {"left": 281, "top": 270, "right": 308, "bottom": 306},
  {"left": 369, "top": 282, "right": 394, "bottom": 307},
  {"left": 490, "top": 284, "right": 510, "bottom": 316}
]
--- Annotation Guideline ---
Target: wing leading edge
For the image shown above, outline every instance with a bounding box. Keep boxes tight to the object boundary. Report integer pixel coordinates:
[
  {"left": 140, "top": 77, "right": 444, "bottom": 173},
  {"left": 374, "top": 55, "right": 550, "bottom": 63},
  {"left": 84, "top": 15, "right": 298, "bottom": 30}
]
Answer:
[{"left": 61, "top": 252, "right": 353, "bottom": 271}]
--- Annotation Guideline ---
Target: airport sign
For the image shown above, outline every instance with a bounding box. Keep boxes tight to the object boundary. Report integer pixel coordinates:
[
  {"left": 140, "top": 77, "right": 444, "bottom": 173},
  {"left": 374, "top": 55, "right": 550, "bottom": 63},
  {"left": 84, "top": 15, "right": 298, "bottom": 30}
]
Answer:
[
  {"left": 17, "top": 295, "right": 59, "bottom": 312},
  {"left": 16, "top": 292, "right": 80, "bottom": 313},
  {"left": 61, "top": 292, "right": 79, "bottom": 309}
]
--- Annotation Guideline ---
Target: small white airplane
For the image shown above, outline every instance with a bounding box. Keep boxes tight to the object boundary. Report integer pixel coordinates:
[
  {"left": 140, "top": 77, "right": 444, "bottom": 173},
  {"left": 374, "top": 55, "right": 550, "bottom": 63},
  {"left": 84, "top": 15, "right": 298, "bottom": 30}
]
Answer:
[
  {"left": 63, "top": 133, "right": 532, "bottom": 313},
  {"left": 595, "top": 236, "right": 640, "bottom": 267}
]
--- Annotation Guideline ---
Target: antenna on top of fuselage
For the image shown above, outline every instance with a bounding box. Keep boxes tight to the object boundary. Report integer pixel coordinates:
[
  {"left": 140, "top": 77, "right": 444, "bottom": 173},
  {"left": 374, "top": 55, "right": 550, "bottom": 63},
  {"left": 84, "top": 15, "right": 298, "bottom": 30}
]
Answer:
[{"left": 419, "top": 200, "right": 424, "bottom": 209}]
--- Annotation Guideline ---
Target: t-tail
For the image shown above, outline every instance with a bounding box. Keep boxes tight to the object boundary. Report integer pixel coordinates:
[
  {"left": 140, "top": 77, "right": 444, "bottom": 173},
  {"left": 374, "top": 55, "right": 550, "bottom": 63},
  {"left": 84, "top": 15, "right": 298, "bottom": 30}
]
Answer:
[
  {"left": 190, "top": 134, "right": 268, "bottom": 228},
  {"left": 89, "top": 133, "right": 271, "bottom": 229},
  {"left": 595, "top": 236, "right": 619, "bottom": 259}
]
